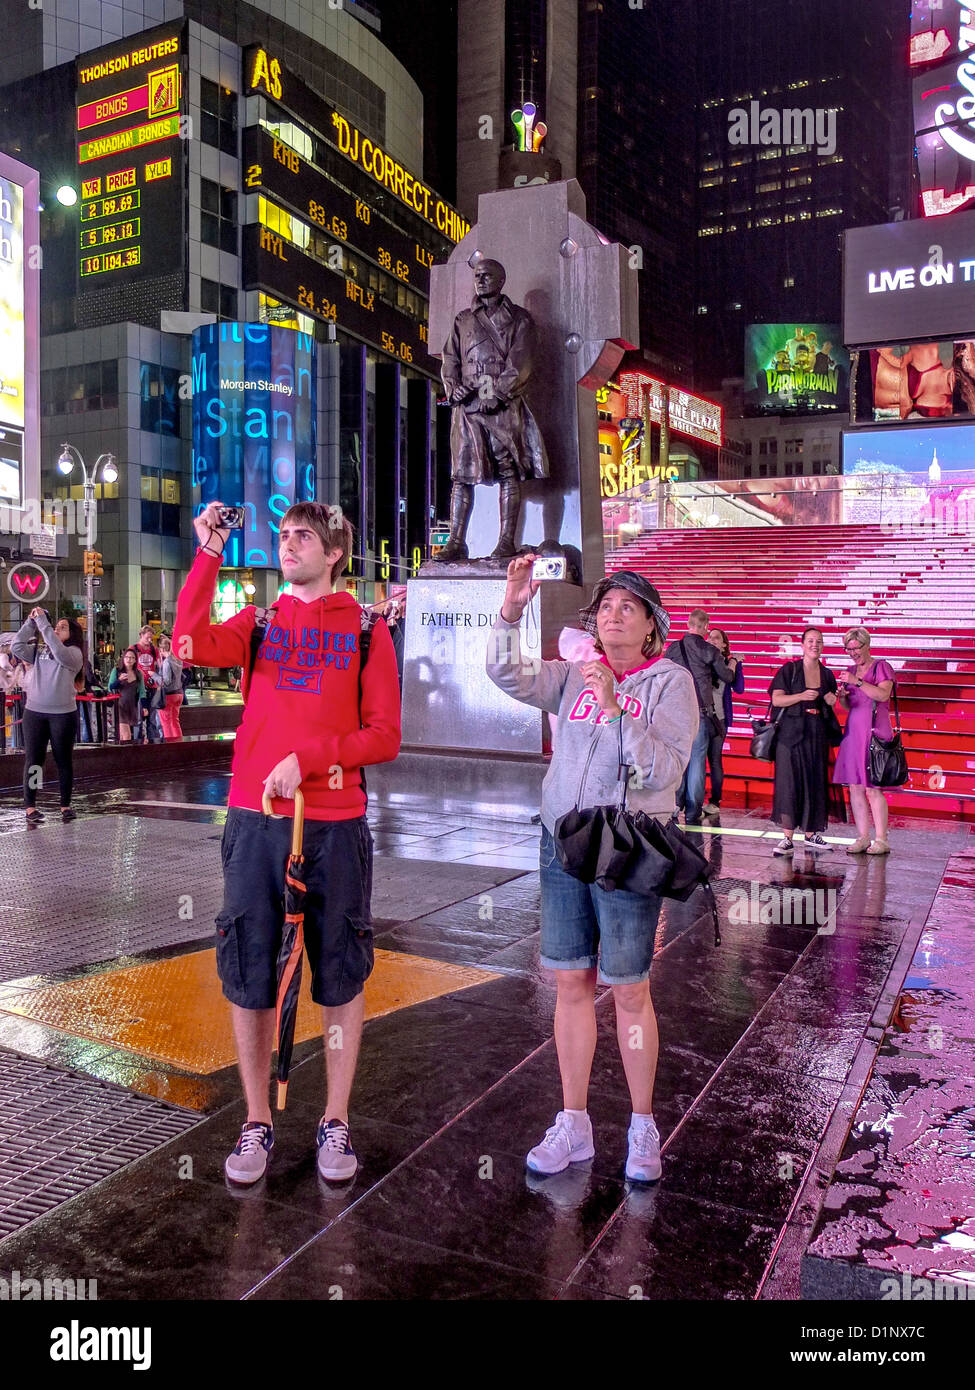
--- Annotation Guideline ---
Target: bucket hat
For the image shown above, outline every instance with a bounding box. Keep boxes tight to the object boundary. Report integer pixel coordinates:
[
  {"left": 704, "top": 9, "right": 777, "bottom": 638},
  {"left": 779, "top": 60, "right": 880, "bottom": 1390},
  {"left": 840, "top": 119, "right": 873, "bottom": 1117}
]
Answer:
[{"left": 578, "top": 570, "right": 671, "bottom": 644}]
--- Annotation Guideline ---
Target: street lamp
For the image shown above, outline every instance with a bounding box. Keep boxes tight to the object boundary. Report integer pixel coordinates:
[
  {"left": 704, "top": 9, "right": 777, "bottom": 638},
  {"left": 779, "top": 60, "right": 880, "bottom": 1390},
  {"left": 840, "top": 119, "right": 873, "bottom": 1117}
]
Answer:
[{"left": 57, "top": 444, "right": 117, "bottom": 670}]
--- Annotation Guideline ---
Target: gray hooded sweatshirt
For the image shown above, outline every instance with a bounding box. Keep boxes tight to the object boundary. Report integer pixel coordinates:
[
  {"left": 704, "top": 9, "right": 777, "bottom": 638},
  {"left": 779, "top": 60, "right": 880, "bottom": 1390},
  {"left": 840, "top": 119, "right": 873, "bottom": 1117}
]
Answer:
[
  {"left": 486, "top": 616, "right": 699, "bottom": 832},
  {"left": 12, "top": 614, "right": 83, "bottom": 715}
]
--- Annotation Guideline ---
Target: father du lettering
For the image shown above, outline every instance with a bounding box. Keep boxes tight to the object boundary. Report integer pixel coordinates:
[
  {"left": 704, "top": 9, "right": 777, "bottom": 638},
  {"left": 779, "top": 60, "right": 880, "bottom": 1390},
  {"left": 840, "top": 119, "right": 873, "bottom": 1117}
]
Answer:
[{"left": 420, "top": 611, "right": 497, "bottom": 627}]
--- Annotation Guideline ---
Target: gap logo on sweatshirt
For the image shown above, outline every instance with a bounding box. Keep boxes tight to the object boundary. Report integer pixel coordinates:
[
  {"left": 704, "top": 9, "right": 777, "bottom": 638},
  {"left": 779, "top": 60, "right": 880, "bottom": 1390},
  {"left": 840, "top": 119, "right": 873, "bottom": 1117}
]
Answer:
[
  {"left": 257, "top": 624, "right": 359, "bottom": 683},
  {"left": 567, "top": 690, "right": 644, "bottom": 724}
]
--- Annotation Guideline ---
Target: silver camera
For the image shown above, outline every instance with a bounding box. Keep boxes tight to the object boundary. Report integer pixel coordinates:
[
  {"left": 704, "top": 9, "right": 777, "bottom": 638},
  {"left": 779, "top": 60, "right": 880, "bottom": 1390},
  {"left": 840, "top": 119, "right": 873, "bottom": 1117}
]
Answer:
[
  {"left": 218, "top": 506, "right": 245, "bottom": 529},
  {"left": 532, "top": 556, "right": 567, "bottom": 582}
]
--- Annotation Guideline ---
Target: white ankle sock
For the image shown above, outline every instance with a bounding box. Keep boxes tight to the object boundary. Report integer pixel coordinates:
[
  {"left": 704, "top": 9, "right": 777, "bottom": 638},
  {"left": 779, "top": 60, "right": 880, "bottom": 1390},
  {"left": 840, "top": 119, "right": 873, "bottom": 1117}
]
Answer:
[
  {"left": 631, "top": 1112, "right": 655, "bottom": 1127},
  {"left": 564, "top": 1108, "right": 589, "bottom": 1126}
]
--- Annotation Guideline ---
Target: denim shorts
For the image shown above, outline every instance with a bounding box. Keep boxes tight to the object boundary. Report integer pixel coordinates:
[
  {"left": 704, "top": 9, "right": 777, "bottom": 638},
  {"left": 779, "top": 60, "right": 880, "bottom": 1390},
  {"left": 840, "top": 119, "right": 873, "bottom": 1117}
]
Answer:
[
  {"left": 216, "top": 808, "right": 374, "bottom": 1009},
  {"left": 539, "top": 825, "right": 662, "bottom": 984}
]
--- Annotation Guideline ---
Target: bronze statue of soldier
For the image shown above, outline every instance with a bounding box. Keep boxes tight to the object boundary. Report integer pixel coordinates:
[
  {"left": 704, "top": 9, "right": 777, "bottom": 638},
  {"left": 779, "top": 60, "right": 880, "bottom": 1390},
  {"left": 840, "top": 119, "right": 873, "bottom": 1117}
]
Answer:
[{"left": 439, "top": 258, "right": 549, "bottom": 561}]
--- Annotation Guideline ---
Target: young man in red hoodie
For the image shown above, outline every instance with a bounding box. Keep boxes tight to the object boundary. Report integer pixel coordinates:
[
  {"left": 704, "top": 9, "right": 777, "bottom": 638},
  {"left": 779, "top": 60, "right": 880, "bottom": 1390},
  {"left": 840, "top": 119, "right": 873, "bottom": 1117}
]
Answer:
[{"left": 174, "top": 500, "right": 401, "bottom": 1185}]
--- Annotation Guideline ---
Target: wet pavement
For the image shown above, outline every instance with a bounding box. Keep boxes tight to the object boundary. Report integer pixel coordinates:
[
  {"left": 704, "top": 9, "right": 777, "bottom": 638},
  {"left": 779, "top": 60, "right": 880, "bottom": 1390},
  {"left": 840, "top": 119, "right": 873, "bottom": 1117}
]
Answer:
[{"left": 0, "top": 765, "right": 970, "bottom": 1300}]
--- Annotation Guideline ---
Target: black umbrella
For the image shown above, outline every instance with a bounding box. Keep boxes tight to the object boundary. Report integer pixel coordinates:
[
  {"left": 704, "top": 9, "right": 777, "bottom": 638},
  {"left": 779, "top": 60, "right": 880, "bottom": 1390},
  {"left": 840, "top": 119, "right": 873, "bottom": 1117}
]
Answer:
[{"left": 265, "top": 787, "right": 306, "bottom": 1110}]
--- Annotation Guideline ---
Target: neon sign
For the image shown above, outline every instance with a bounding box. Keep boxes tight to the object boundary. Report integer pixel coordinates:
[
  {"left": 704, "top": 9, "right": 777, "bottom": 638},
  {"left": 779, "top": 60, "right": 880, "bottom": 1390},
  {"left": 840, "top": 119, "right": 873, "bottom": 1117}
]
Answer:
[{"left": 7, "top": 562, "right": 49, "bottom": 602}]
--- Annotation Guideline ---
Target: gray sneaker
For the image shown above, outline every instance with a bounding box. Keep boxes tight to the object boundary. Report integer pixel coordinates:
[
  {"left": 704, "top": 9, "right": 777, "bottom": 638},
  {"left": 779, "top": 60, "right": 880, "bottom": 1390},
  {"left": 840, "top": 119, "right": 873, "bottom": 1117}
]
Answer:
[
  {"left": 224, "top": 1121, "right": 274, "bottom": 1184},
  {"left": 317, "top": 1117, "right": 358, "bottom": 1181}
]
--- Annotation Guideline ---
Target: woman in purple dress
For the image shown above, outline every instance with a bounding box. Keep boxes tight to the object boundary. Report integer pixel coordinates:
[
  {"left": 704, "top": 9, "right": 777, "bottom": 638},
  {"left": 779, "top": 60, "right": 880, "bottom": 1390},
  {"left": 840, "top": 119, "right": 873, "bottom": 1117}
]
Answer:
[{"left": 833, "top": 626, "right": 895, "bottom": 855}]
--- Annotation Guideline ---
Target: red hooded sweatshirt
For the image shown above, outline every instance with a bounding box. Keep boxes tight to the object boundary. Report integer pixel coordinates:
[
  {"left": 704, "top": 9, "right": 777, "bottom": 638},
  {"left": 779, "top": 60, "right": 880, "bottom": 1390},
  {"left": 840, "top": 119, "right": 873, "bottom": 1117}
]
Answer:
[{"left": 173, "top": 549, "right": 401, "bottom": 820}]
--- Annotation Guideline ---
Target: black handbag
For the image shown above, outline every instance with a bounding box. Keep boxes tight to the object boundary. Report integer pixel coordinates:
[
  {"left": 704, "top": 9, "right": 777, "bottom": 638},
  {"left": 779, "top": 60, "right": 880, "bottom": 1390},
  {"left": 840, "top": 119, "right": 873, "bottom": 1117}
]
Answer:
[
  {"left": 750, "top": 701, "right": 780, "bottom": 761},
  {"left": 868, "top": 682, "right": 908, "bottom": 787},
  {"left": 553, "top": 718, "right": 721, "bottom": 945}
]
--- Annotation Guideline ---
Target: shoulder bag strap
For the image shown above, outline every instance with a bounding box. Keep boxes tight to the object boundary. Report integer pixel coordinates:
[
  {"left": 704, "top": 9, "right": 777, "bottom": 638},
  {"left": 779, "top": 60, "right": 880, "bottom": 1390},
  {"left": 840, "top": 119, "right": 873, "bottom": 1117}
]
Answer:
[{"left": 870, "top": 670, "right": 899, "bottom": 734}]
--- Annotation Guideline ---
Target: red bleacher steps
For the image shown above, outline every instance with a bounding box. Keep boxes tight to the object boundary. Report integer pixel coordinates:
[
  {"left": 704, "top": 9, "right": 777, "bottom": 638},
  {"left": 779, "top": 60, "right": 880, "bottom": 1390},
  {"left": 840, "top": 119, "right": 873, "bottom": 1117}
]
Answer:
[{"left": 605, "top": 523, "right": 975, "bottom": 819}]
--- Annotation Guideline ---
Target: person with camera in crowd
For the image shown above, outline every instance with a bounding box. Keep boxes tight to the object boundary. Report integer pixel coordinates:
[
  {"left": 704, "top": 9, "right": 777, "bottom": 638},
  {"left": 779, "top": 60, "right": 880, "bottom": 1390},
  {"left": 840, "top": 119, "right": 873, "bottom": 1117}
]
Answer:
[
  {"left": 12, "top": 608, "right": 85, "bottom": 824},
  {"left": 174, "top": 500, "right": 401, "bottom": 1187},
  {"left": 133, "top": 626, "right": 162, "bottom": 742},
  {"left": 487, "top": 559, "right": 696, "bottom": 1184}
]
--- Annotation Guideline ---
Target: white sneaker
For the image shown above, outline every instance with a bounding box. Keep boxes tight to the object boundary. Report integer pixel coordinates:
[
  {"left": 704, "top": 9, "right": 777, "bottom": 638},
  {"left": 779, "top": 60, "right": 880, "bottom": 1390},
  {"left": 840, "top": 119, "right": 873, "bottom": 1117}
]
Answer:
[
  {"left": 703, "top": 802, "right": 720, "bottom": 815},
  {"left": 625, "top": 1116, "right": 662, "bottom": 1183},
  {"left": 526, "top": 1111, "right": 595, "bottom": 1175},
  {"left": 772, "top": 838, "right": 794, "bottom": 855}
]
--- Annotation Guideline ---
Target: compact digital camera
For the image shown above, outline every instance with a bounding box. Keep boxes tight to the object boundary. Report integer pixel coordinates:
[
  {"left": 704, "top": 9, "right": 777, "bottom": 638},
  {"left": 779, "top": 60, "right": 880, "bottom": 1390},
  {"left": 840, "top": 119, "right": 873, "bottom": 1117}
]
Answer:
[
  {"left": 532, "top": 556, "right": 567, "bottom": 582},
  {"left": 218, "top": 506, "right": 245, "bottom": 529}
]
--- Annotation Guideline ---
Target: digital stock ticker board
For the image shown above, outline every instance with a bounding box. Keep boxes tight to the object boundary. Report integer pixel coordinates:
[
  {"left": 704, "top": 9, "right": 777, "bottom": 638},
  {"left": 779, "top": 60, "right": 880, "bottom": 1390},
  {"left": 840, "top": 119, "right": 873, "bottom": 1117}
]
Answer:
[
  {"left": 75, "top": 22, "right": 185, "bottom": 289},
  {"left": 241, "top": 46, "right": 469, "bottom": 375}
]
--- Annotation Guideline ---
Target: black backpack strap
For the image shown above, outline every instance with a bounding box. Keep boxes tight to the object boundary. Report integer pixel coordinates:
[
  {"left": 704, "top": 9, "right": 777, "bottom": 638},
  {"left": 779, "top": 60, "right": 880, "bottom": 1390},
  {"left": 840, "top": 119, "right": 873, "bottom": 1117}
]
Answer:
[{"left": 245, "top": 605, "right": 276, "bottom": 699}]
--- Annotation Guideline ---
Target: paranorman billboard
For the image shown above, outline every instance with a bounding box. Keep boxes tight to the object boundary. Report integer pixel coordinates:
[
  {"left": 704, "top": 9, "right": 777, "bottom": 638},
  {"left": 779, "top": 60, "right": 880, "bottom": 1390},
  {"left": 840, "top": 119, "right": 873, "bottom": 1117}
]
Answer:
[{"left": 744, "top": 325, "right": 850, "bottom": 414}]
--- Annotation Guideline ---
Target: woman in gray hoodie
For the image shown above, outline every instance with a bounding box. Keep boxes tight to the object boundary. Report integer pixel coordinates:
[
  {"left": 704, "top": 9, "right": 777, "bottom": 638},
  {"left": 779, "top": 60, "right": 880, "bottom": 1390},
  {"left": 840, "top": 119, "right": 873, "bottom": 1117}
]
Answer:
[
  {"left": 488, "top": 562, "right": 697, "bottom": 1186},
  {"left": 12, "top": 607, "right": 85, "bottom": 824}
]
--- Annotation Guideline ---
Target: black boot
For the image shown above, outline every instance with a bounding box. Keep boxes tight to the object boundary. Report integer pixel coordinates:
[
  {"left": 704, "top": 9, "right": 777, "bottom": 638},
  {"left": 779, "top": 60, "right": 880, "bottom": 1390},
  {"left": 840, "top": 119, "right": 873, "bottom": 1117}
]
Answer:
[
  {"left": 439, "top": 483, "right": 473, "bottom": 561},
  {"left": 489, "top": 478, "right": 521, "bottom": 561}
]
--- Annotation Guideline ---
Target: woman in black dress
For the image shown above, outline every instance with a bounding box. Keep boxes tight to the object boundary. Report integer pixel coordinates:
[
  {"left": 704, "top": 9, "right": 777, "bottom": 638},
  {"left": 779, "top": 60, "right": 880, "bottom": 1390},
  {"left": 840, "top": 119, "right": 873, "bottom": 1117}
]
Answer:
[{"left": 769, "top": 626, "right": 841, "bottom": 855}]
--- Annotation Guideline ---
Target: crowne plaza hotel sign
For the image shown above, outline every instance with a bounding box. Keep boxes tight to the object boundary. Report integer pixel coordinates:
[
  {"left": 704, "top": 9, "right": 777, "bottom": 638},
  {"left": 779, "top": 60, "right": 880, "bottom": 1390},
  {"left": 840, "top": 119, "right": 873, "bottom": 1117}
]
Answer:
[{"left": 244, "top": 46, "right": 469, "bottom": 244}]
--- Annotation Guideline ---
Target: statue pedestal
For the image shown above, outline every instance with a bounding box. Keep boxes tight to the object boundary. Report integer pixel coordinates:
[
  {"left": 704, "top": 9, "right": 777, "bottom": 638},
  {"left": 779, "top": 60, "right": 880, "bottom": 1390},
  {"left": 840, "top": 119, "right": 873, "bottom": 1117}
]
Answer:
[{"left": 401, "top": 576, "right": 586, "bottom": 755}]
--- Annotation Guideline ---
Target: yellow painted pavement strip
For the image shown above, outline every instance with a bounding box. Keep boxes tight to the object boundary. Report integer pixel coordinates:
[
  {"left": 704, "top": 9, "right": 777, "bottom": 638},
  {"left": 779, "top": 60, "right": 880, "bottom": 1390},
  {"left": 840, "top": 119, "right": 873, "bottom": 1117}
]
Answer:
[{"left": 0, "top": 949, "right": 500, "bottom": 1074}]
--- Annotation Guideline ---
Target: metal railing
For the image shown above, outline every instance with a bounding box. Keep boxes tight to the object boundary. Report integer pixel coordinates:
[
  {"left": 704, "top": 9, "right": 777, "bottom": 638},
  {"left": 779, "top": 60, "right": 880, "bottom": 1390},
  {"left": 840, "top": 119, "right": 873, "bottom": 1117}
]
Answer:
[{"left": 603, "top": 470, "right": 975, "bottom": 552}]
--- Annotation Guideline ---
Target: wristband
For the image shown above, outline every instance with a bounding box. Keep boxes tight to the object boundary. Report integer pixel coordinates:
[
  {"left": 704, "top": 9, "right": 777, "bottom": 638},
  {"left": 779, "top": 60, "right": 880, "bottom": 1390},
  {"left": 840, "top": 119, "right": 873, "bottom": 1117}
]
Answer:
[
  {"left": 604, "top": 712, "right": 623, "bottom": 724},
  {"left": 500, "top": 606, "right": 523, "bottom": 624},
  {"left": 202, "top": 545, "right": 224, "bottom": 559}
]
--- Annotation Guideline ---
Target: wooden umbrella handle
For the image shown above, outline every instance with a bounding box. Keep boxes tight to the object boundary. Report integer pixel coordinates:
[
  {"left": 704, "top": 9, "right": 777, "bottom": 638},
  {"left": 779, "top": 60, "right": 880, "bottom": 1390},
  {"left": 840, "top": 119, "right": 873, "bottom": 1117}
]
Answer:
[{"left": 261, "top": 785, "right": 305, "bottom": 856}]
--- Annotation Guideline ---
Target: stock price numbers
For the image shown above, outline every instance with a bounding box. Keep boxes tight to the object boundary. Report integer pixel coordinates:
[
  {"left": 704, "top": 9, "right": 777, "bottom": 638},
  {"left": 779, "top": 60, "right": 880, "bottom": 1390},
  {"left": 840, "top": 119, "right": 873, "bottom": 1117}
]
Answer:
[
  {"left": 81, "top": 190, "right": 140, "bottom": 221},
  {"left": 381, "top": 331, "right": 414, "bottom": 363},
  {"left": 297, "top": 283, "right": 338, "bottom": 320},
  {"left": 80, "top": 218, "right": 140, "bottom": 249},
  {"left": 80, "top": 246, "right": 141, "bottom": 276},
  {"left": 377, "top": 247, "right": 410, "bottom": 281},
  {"left": 307, "top": 200, "right": 348, "bottom": 241}
]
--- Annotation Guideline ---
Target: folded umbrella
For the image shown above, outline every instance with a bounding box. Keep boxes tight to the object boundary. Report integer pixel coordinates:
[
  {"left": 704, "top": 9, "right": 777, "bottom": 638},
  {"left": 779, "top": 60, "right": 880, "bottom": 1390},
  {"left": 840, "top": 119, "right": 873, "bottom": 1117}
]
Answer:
[{"left": 265, "top": 786, "right": 306, "bottom": 1111}]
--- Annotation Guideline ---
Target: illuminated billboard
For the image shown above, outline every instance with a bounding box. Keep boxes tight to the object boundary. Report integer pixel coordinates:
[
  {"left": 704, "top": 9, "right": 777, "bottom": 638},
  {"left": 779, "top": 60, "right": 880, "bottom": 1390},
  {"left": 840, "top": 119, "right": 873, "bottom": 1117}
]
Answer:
[
  {"left": 617, "top": 367, "right": 722, "bottom": 446},
  {"left": 75, "top": 22, "right": 185, "bottom": 289},
  {"left": 843, "top": 423, "right": 975, "bottom": 474},
  {"left": 843, "top": 211, "right": 975, "bottom": 346},
  {"left": 910, "top": 2, "right": 973, "bottom": 67},
  {"left": 744, "top": 325, "right": 848, "bottom": 413},
  {"left": 191, "top": 323, "right": 317, "bottom": 569},
  {"left": 913, "top": 55, "right": 975, "bottom": 216},
  {"left": 852, "top": 341, "right": 975, "bottom": 422},
  {"left": 243, "top": 46, "right": 469, "bottom": 244},
  {"left": 0, "top": 151, "right": 40, "bottom": 516}
]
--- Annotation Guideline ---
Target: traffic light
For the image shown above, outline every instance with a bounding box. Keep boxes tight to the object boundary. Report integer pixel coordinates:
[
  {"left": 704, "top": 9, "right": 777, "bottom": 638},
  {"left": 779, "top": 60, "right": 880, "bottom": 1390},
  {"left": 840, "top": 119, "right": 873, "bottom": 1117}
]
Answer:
[
  {"left": 83, "top": 551, "right": 93, "bottom": 576},
  {"left": 92, "top": 552, "right": 104, "bottom": 577}
]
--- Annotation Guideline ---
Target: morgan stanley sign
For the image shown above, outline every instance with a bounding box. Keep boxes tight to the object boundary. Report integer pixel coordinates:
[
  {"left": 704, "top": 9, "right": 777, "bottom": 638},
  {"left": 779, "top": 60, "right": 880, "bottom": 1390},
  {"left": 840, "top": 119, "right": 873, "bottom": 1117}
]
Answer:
[
  {"left": 191, "top": 323, "right": 317, "bottom": 569},
  {"left": 844, "top": 209, "right": 975, "bottom": 347}
]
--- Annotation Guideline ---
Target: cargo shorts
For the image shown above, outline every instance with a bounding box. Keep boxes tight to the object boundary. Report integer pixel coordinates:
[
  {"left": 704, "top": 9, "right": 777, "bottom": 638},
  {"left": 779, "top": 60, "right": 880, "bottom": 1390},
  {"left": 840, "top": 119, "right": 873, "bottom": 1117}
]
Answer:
[{"left": 215, "top": 807, "right": 375, "bottom": 1009}]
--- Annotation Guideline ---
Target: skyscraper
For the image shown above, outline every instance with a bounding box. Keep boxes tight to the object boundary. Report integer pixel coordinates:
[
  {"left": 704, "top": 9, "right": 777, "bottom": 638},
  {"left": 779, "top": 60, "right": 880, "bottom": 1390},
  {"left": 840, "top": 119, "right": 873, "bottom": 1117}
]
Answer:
[
  {"left": 454, "top": 0, "right": 696, "bottom": 381},
  {"left": 694, "top": 0, "right": 907, "bottom": 391}
]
